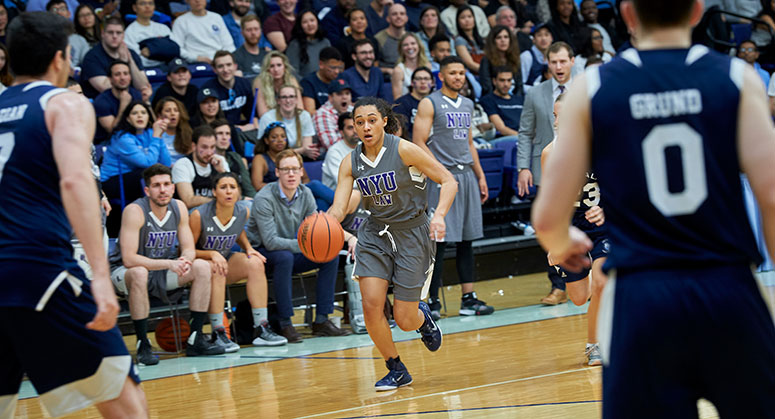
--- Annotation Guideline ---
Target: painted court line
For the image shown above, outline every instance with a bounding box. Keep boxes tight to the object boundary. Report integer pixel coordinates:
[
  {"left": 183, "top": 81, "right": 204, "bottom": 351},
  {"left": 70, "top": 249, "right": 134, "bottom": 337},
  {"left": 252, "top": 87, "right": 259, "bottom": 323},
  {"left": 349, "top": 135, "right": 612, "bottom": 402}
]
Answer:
[
  {"left": 337, "top": 400, "right": 603, "bottom": 418},
  {"left": 295, "top": 367, "right": 597, "bottom": 419}
]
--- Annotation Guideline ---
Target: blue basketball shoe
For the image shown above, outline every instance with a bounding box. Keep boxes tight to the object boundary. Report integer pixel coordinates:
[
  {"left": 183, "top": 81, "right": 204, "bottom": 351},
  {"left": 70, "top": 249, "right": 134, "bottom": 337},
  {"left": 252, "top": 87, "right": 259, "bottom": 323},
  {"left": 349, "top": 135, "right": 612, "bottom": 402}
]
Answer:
[
  {"left": 375, "top": 357, "right": 413, "bottom": 391},
  {"left": 417, "top": 301, "right": 442, "bottom": 351}
]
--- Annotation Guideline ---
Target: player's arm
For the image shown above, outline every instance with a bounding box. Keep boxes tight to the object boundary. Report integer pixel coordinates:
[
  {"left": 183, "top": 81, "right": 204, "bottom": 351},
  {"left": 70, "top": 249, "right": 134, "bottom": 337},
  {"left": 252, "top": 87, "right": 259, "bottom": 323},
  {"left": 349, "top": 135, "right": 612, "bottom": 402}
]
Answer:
[
  {"left": 489, "top": 114, "right": 519, "bottom": 136},
  {"left": 49, "top": 92, "right": 118, "bottom": 331},
  {"left": 119, "top": 203, "right": 177, "bottom": 270},
  {"left": 175, "top": 182, "right": 213, "bottom": 208},
  {"left": 188, "top": 208, "right": 214, "bottom": 260},
  {"left": 398, "top": 140, "right": 458, "bottom": 240},
  {"left": 531, "top": 74, "right": 592, "bottom": 271},
  {"left": 738, "top": 65, "right": 775, "bottom": 262},
  {"left": 468, "top": 125, "right": 488, "bottom": 203},
  {"left": 176, "top": 199, "right": 196, "bottom": 262},
  {"left": 412, "top": 97, "right": 435, "bottom": 157},
  {"left": 540, "top": 141, "right": 554, "bottom": 180},
  {"left": 327, "top": 154, "right": 354, "bottom": 223}
]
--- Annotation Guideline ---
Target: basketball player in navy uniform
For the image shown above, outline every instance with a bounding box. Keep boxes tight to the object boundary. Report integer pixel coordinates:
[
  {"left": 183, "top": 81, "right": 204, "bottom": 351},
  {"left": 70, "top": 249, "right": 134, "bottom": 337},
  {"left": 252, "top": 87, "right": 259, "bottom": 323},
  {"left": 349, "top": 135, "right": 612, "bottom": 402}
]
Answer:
[
  {"left": 328, "top": 97, "right": 457, "bottom": 391},
  {"left": 190, "top": 172, "right": 287, "bottom": 349},
  {"left": 0, "top": 13, "right": 147, "bottom": 417},
  {"left": 413, "top": 55, "right": 495, "bottom": 318},
  {"left": 541, "top": 93, "right": 608, "bottom": 366},
  {"left": 533, "top": 0, "right": 775, "bottom": 416}
]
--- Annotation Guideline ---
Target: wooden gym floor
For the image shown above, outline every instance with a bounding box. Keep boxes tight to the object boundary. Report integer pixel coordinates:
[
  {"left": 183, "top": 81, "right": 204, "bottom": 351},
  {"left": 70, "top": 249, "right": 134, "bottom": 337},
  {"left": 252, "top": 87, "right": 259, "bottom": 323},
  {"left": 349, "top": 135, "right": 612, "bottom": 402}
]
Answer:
[{"left": 13, "top": 271, "right": 775, "bottom": 418}]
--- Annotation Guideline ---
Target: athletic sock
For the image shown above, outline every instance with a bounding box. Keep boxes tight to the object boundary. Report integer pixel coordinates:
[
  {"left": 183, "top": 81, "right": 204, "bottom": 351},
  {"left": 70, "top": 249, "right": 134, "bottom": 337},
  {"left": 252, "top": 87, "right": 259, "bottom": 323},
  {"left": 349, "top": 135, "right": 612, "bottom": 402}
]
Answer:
[
  {"left": 586, "top": 342, "right": 596, "bottom": 348},
  {"left": 252, "top": 307, "right": 268, "bottom": 326},
  {"left": 190, "top": 311, "right": 207, "bottom": 334},
  {"left": 209, "top": 313, "right": 224, "bottom": 330},
  {"left": 133, "top": 318, "right": 149, "bottom": 344}
]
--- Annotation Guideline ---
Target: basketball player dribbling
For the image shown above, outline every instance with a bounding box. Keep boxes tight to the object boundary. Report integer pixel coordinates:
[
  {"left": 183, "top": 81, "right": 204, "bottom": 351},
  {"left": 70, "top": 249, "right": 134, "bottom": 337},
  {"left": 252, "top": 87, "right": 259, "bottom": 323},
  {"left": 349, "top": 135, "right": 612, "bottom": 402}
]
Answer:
[
  {"left": 327, "top": 97, "right": 457, "bottom": 391},
  {"left": 533, "top": 0, "right": 775, "bottom": 417},
  {"left": 0, "top": 13, "right": 147, "bottom": 417}
]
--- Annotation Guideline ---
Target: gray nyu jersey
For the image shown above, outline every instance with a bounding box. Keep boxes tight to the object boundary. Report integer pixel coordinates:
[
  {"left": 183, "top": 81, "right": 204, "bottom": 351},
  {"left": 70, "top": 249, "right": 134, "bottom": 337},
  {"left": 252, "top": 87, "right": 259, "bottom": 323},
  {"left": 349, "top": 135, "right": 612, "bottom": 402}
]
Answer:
[
  {"left": 351, "top": 133, "right": 427, "bottom": 224},
  {"left": 195, "top": 200, "right": 247, "bottom": 259},
  {"left": 426, "top": 90, "right": 474, "bottom": 167},
  {"left": 109, "top": 196, "right": 181, "bottom": 267}
]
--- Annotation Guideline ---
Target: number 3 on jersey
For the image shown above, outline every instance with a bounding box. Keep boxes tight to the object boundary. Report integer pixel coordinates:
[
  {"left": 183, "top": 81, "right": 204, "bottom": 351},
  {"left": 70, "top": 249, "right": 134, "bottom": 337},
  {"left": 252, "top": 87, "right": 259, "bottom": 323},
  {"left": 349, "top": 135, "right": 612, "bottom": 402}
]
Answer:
[
  {"left": 0, "top": 132, "right": 15, "bottom": 184},
  {"left": 642, "top": 123, "right": 708, "bottom": 217}
]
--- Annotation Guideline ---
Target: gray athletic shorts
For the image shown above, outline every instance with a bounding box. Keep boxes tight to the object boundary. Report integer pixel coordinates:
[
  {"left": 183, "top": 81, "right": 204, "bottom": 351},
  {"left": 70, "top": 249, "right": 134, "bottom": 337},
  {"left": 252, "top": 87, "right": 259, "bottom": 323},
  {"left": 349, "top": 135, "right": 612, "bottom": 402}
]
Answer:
[
  {"left": 427, "top": 165, "right": 483, "bottom": 242},
  {"left": 110, "top": 266, "right": 183, "bottom": 304},
  {"left": 353, "top": 217, "right": 436, "bottom": 302}
]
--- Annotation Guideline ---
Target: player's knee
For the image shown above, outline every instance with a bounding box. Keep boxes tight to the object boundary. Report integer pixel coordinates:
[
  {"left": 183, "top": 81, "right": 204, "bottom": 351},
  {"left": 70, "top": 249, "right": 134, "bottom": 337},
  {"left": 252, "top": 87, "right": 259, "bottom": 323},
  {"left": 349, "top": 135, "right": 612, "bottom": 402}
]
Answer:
[
  {"left": 192, "top": 259, "right": 211, "bottom": 279},
  {"left": 569, "top": 292, "right": 588, "bottom": 306},
  {"left": 247, "top": 255, "right": 265, "bottom": 272},
  {"left": 361, "top": 297, "right": 385, "bottom": 318},
  {"left": 125, "top": 267, "right": 149, "bottom": 291}
]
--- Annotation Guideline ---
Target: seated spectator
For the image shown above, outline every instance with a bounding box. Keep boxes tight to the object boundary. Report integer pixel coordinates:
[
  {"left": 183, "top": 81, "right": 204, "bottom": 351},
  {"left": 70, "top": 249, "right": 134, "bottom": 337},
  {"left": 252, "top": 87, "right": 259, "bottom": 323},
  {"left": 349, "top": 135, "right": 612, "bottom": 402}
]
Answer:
[
  {"left": 93, "top": 61, "right": 143, "bottom": 144},
  {"left": 335, "top": 7, "right": 382, "bottom": 69},
  {"left": 151, "top": 58, "right": 200, "bottom": 118},
  {"left": 211, "top": 119, "right": 256, "bottom": 198},
  {"left": 738, "top": 39, "right": 770, "bottom": 89},
  {"left": 0, "top": 44, "right": 12, "bottom": 91},
  {"left": 480, "top": 25, "right": 523, "bottom": 97},
  {"left": 441, "top": 0, "right": 489, "bottom": 39},
  {"left": 172, "top": 125, "right": 230, "bottom": 209},
  {"left": 454, "top": 6, "right": 485, "bottom": 74},
  {"left": 101, "top": 101, "right": 171, "bottom": 234},
  {"left": 392, "top": 33, "right": 431, "bottom": 100},
  {"left": 579, "top": 0, "right": 615, "bottom": 55},
  {"left": 254, "top": 51, "right": 303, "bottom": 117},
  {"left": 403, "top": 0, "right": 424, "bottom": 32},
  {"left": 28, "top": 0, "right": 77, "bottom": 15},
  {"left": 111, "top": 164, "right": 222, "bottom": 364},
  {"left": 365, "top": 0, "right": 390, "bottom": 38},
  {"left": 0, "top": 4, "right": 6, "bottom": 46},
  {"left": 201, "top": 50, "right": 255, "bottom": 129},
  {"left": 545, "top": 0, "right": 584, "bottom": 53},
  {"left": 190, "top": 172, "right": 286, "bottom": 350},
  {"left": 171, "top": 0, "right": 235, "bottom": 64},
  {"left": 264, "top": 0, "right": 297, "bottom": 52},
  {"left": 480, "top": 66, "right": 524, "bottom": 142},
  {"left": 465, "top": 78, "right": 496, "bottom": 142},
  {"left": 521, "top": 23, "right": 553, "bottom": 89},
  {"left": 246, "top": 149, "right": 353, "bottom": 342},
  {"left": 74, "top": 4, "right": 101, "bottom": 47},
  {"left": 80, "top": 17, "right": 151, "bottom": 100},
  {"left": 154, "top": 97, "right": 193, "bottom": 164},
  {"left": 394, "top": 67, "right": 433, "bottom": 141},
  {"left": 321, "top": 112, "right": 357, "bottom": 189},
  {"left": 221, "top": 0, "right": 251, "bottom": 48},
  {"left": 429, "top": 34, "right": 482, "bottom": 99},
  {"left": 251, "top": 121, "right": 287, "bottom": 191},
  {"left": 340, "top": 39, "right": 388, "bottom": 101},
  {"left": 286, "top": 10, "right": 331, "bottom": 78},
  {"left": 314, "top": 78, "right": 354, "bottom": 151},
  {"left": 320, "top": 0, "right": 355, "bottom": 46},
  {"left": 124, "top": 0, "right": 173, "bottom": 69},
  {"left": 374, "top": 2, "right": 408, "bottom": 70},
  {"left": 233, "top": 15, "right": 268, "bottom": 79},
  {"left": 301, "top": 47, "right": 345, "bottom": 113},
  {"left": 415, "top": 5, "right": 454, "bottom": 63},
  {"left": 46, "top": 0, "right": 89, "bottom": 69},
  {"left": 258, "top": 84, "right": 318, "bottom": 159},
  {"left": 490, "top": 5, "right": 535, "bottom": 53},
  {"left": 572, "top": 27, "right": 613, "bottom": 75},
  {"left": 191, "top": 88, "right": 228, "bottom": 128},
  {"left": 753, "top": 1, "right": 775, "bottom": 52}
]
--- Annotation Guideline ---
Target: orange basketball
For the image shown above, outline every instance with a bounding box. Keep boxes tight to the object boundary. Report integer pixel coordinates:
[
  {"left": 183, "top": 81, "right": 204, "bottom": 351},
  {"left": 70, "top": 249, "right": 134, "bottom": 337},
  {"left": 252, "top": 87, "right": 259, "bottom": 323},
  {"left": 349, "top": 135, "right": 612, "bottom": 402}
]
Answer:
[
  {"left": 154, "top": 316, "right": 190, "bottom": 352},
  {"left": 298, "top": 213, "right": 345, "bottom": 263}
]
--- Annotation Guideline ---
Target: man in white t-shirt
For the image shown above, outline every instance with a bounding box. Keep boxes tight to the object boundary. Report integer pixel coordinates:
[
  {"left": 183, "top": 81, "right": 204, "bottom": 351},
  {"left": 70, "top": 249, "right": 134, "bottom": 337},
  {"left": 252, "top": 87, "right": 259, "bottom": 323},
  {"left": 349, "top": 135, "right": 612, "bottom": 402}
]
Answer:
[
  {"left": 321, "top": 112, "right": 357, "bottom": 189},
  {"left": 171, "top": 0, "right": 235, "bottom": 64},
  {"left": 172, "top": 126, "right": 230, "bottom": 209},
  {"left": 124, "top": 0, "right": 172, "bottom": 68}
]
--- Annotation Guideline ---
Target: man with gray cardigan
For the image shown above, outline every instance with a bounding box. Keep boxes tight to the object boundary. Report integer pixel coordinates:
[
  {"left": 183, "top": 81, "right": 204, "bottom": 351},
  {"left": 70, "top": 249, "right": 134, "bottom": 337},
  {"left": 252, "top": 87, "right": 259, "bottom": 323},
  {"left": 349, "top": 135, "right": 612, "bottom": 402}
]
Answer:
[{"left": 246, "top": 149, "right": 352, "bottom": 343}]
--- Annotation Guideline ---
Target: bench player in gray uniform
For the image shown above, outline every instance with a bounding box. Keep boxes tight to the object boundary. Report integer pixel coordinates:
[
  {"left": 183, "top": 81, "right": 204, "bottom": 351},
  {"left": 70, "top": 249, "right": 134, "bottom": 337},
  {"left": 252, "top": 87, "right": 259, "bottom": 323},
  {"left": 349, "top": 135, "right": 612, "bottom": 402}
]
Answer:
[
  {"left": 190, "top": 172, "right": 287, "bottom": 350},
  {"left": 413, "top": 55, "right": 495, "bottom": 318},
  {"left": 111, "top": 164, "right": 224, "bottom": 365},
  {"left": 328, "top": 97, "right": 457, "bottom": 391}
]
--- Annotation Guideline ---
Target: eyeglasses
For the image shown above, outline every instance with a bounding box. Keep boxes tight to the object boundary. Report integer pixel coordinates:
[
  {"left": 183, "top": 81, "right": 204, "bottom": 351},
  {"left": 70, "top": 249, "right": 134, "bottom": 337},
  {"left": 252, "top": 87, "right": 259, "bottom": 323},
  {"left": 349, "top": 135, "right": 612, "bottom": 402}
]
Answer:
[
  {"left": 591, "top": 36, "right": 603, "bottom": 40},
  {"left": 278, "top": 167, "right": 302, "bottom": 174},
  {"left": 278, "top": 95, "right": 296, "bottom": 100},
  {"left": 740, "top": 47, "right": 757, "bottom": 52},
  {"left": 413, "top": 77, "right": 433, "bottom": 82},
  {"left": 51, "top": 6, "right": 68, "bottom": 12}
]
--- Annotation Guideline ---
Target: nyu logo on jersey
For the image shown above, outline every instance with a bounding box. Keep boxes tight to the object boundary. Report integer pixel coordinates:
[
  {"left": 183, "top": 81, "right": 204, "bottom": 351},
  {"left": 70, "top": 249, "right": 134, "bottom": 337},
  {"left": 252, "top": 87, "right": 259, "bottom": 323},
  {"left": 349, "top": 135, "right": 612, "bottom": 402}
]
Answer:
[
  {"left": 347, "top": 216, "right": 366, "bottom": 231},
  {"left": 445, "top": 112, "right": 471, "bottom": 129},
  {"left": 145, "top": 231, "right": 177, "bottom": 248},
  {"left": 356, "top": 171, "right": 398, "bottom": 206},
  {"left": 203, "top": 234, "right": 237, "bottom": 251}
]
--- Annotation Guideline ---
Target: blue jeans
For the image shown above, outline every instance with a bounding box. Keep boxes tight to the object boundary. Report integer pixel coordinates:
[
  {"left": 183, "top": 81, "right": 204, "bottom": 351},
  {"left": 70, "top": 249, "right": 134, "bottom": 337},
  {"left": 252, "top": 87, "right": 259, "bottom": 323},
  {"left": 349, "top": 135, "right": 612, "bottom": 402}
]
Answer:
[
  {"left": 258, "top": 248, "right": 339, "bottom": 321},
  {"left": 306, "top": 180, "right": 334, "bottom": 211}
]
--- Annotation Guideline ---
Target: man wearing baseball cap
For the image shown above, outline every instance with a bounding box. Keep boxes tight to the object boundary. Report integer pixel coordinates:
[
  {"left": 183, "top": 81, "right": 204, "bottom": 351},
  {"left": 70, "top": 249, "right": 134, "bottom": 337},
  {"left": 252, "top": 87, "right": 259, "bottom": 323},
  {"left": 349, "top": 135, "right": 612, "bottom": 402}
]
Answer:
[
  {"left": 313, "top": 77, "right": 354, "bottom": 151},
  {"left": 151, "top": 58, "right": 200, "bottom": 117}
]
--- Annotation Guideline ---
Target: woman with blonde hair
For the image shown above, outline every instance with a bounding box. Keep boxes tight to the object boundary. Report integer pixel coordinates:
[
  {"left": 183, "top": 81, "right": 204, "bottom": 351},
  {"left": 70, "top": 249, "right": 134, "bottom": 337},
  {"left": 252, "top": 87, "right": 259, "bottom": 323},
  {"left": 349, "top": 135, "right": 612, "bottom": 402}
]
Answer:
[
  {"left": 254, "top": 51, "right": 302, "bottom": 117},
  {"left": 257, "top": 84, "right": 318, "bottom": 161},
  {"left": 154, "top": 97, "right": 193, "bottom": 164},
  {"left": 391, "top": 33, "right": 431, "bottom": 100}
]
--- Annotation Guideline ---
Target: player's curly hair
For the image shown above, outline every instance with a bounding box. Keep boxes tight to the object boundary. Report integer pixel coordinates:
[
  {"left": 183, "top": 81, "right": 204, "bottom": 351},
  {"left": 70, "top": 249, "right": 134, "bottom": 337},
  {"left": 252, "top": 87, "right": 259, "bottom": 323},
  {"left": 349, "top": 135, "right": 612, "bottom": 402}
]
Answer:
[{"left": 351, "top": 97, "right": 400, "bottom": 136}]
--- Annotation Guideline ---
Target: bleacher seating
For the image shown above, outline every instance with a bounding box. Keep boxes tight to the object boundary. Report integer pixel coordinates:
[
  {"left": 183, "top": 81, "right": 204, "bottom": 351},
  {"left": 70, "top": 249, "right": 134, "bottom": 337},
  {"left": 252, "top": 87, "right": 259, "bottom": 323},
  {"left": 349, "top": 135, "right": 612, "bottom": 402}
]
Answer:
[
  {"left": 305, "top": 160, "right": 324, "bottom": 182},
  {"left": 477, "top": 148, "right": 505, "bottom": 201}
]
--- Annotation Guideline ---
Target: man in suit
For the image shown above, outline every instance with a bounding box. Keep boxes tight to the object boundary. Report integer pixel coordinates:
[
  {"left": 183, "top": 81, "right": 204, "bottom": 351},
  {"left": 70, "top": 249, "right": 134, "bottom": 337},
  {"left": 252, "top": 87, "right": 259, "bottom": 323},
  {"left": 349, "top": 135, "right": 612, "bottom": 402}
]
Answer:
[{"left": 516, "top": 41, "right": 575, "bottom": 305}]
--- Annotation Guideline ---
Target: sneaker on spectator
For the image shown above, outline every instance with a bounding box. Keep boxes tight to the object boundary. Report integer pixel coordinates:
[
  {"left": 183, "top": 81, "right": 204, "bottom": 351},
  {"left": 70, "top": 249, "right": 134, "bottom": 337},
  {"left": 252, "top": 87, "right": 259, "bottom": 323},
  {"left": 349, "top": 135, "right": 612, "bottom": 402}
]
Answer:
[
  {"left": 186, "top": 330, "right": 226, "bottom": 356},
  {"left": 428, "top": 297, "right": 442, "bottom": 321},
  {"left": 459, "top": 292, "right": 495, "bottom": 316},
  {"left": 417, "top": 301, "right": 442, "bottom": 352},
  {"left": 211, "top": 327, "right": 240, "bottom": 353},
  {"left": 586, "top": 343, "right": 602, "bottom": 366},
  {"left": 252, "top": 323, "right": 288, "bottom": 346},
  {"left": 136, "top": 340, "right": 159, "bottom": 366},
  {"left": 375, "top": 357, "right": 413, "bottom": 391}
]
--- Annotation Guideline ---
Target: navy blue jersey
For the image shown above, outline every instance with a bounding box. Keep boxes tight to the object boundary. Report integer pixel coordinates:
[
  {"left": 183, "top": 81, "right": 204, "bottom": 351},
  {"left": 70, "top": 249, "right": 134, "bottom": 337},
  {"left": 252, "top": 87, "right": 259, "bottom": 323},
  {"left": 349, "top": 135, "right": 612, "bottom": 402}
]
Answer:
[
  {"left": 572, "top": 171, "right": 603, "bottom": 233},
  {"left": 0, "top": 82, "right": 86, "bottom": 308},
  {"left": 589, "top": 46, "right": 761, "bottom": 271}
]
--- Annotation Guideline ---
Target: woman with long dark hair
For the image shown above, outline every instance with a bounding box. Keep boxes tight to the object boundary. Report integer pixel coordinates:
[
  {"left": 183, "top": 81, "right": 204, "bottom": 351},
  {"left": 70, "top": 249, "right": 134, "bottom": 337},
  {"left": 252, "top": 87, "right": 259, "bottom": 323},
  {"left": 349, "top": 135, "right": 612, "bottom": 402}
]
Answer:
[
  {"left": 0, "top": 43, "right": 13, "bottom": 88},
  {"left": 154, "top": 97, "right": 193, "bottom": 164},
  {"left": 545, "top": 0, "right": 584, "bottom": 53},
  {"left": 454, "top": 6, "right": 485, "bottom": 73},
  {"left": 415, "top": 6, "right": 453, "bottom": 62},
  {"left": 74, "top": 4, "right": 101, "bottom": 46},
  {"left": 285, "top": 10, "right": 331, "bottom": 78},
  {"left": 479, "top": 25, "right": 522, "bottom": 96}
]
